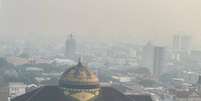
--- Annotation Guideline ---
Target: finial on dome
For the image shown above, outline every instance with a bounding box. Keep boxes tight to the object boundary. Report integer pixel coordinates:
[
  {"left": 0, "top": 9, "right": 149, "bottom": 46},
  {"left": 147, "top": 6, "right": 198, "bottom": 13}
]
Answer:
[
  {"left": 70, "top": 33, "right": 73, "bottom": 39},
  {"left": 78, "top": 57, "right": 81, "bottom": 63},
  {"left": 78, "top": 57, "right": 84, "bottom": 67},
  {"left": 59, "top": 56, "right": 100, "bottom": 90}
]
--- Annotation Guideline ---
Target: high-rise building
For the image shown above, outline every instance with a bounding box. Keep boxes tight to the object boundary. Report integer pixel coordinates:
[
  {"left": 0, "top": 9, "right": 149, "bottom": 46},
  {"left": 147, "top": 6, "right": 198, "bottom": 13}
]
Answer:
[
  {"left": 141, "top": 42, "right": 154, "bottom": 72},
  {"left": 141, "top": 43, "right": 165, "bottom": 79},
  {"left": 153, "top": 47, "right": 165, "bottom": 79},
  {"left": 172, "top": 34, "right": 192, "bottom": 62},
  {"left": 173, "top": 34, "right": 192, "bottom": 52},
  {"left": 65, "top": 34, "right": 76, "bottom": 60},
  {"left": 197, "top": 75, "right": 201, "bottom": 92}
]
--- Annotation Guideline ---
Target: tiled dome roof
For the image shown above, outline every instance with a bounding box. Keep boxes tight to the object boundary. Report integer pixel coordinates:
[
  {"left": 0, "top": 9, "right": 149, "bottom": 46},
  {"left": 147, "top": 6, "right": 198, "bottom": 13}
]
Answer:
[{"left": 59, "top": 61, "right": 99, "bottom": 89}]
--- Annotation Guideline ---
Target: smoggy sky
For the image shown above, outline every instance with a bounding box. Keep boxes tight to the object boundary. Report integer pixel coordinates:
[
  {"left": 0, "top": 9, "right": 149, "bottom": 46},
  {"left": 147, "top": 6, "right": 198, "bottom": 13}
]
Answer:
[{"left": 0, "top": 0, "right": 201, "bottom": 48}]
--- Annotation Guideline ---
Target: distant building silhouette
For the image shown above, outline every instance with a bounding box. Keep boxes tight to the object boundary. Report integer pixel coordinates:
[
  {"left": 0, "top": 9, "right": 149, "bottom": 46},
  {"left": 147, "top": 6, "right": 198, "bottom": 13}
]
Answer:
[
  {"left": 141, "top": 42, "right": 154, "bottom": 72},
  {"left": 172, "top": 34, "right": 192, "bottom": 62},
  {"left": 65, "top": 34, "right": 76, "bottom": 60},
  {"left": 153, "top": 46, "right": 165, "bottom": 79},
  {"left": 141, "top": 42, "right": 165, "bottom": 79},
  {"left": 173, "top": 34, "right": 192, "bottom": 51},
  {"left": 197, "top": 75, "right": 201, "bottom": 94}
]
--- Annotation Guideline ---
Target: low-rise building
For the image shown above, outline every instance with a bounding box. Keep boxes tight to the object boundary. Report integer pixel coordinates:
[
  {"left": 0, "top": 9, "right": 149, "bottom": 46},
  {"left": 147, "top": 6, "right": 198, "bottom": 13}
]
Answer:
[{"left": 8, "top": 82, "right": 27, "bottom": 99}]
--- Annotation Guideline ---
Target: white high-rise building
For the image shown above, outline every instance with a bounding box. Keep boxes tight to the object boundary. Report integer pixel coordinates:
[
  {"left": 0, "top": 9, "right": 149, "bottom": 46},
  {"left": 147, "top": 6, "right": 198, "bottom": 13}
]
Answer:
[
  {"left": 141, "top": 42, "right": 154, "bottom": 72},
  {"left": 172, "top": 34, "right": 192, "bottom": 61},
  {"left": 141, "top": 42, "right": 165, "bottom": 79},
  {"left": 173, "top": 34, "right": 192, "bottom": 52}
]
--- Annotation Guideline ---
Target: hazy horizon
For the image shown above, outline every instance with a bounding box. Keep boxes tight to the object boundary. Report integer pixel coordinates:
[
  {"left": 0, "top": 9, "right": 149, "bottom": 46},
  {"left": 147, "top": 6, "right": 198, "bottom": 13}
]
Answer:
[{"left": 0, "top": 0, "right": 201, "bottom": 49}]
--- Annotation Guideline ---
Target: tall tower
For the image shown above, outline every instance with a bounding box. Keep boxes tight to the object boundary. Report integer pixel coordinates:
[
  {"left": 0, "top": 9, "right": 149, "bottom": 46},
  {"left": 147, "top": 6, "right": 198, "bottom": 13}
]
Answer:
[
  {"left": 141, "top": 42, "right": 166, "bottom": 79},
  {"left": 153, "top": 47, "right": 165, "bottom": 79},
  {"left": 65, "top": 34, "right": 76, "bottom": 60},
  {"left": 141, "top": 42, "right": 154, "bottom": 72},
  {"left": 173, "top": 34, "right": 192, "bottom": 52},
  {"left": 172, "top": 34, "right": 192, "bottom": 62},
  {"left": 197, "top": 75, "right": 201, "bottom": 94}
]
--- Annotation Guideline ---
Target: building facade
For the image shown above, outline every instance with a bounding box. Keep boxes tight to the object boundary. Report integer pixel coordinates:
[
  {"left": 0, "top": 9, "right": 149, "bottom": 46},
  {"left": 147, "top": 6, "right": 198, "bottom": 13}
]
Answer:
[
  {"left": 141, "top": 43, "right": 165, "bottom": 79},
  {"left": 8, "top": 82, "right": 27, "bottom": 99},
  {"left": 153, "top": 46, "right": 165, "bottom": 79}
]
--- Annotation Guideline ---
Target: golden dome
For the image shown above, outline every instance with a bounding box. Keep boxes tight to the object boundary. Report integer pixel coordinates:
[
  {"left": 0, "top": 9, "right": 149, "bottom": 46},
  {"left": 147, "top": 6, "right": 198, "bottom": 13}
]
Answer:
[{"left": 59, "top": 61, "right": 100, "bottom": 89}]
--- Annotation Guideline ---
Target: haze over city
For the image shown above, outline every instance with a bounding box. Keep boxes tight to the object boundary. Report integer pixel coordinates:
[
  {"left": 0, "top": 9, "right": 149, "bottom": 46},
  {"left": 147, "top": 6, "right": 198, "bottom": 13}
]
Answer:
[
  {"left": 0, "top": 0, "right": 201, "bottom": 101},
  {"left": 0, "top": 0, "right": 201, "bottom": 48}
]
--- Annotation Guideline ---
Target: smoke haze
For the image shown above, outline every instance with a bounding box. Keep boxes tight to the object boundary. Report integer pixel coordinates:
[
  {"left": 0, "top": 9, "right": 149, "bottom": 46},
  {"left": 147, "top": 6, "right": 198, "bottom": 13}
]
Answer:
[{"left": 0, "top": 0, "right": 201, "bottom": 48}]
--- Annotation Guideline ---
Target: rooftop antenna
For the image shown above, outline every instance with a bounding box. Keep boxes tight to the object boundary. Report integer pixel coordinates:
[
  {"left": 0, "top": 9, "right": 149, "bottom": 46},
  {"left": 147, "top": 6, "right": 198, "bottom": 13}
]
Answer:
[
  {"left": 78, "top": 57, "right": 81, "bottom": 64},
  {"left": 70, "top": 33, "right": 73, "bottom": 39},
  {"left": 69, "top": 32, "right": 75, "bottom": 39}
]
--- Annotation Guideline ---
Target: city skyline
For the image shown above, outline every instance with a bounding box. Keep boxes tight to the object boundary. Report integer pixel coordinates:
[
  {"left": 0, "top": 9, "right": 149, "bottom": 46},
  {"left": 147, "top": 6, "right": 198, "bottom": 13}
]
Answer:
[
  {"left": 0, "top": 0, "right": 200, "bottom": 48},
  {"left": 0, "top": 0, "right": 201, "bottom": 101}
]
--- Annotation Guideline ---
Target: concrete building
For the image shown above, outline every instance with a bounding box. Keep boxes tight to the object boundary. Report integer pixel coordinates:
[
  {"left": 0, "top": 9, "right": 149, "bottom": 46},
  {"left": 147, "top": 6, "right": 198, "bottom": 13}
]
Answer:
[
  {"left": 153, "top": 47, "right": 165, "bottom": 79},
  {"left": 141, "top": 42, "right": 154, "bottom": 73},
  {"left": 141, "top": 43, "right": 165, "bottom": 79},
  {"left": 8, "top": 82, "right": 27, "bottom": 99}
]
